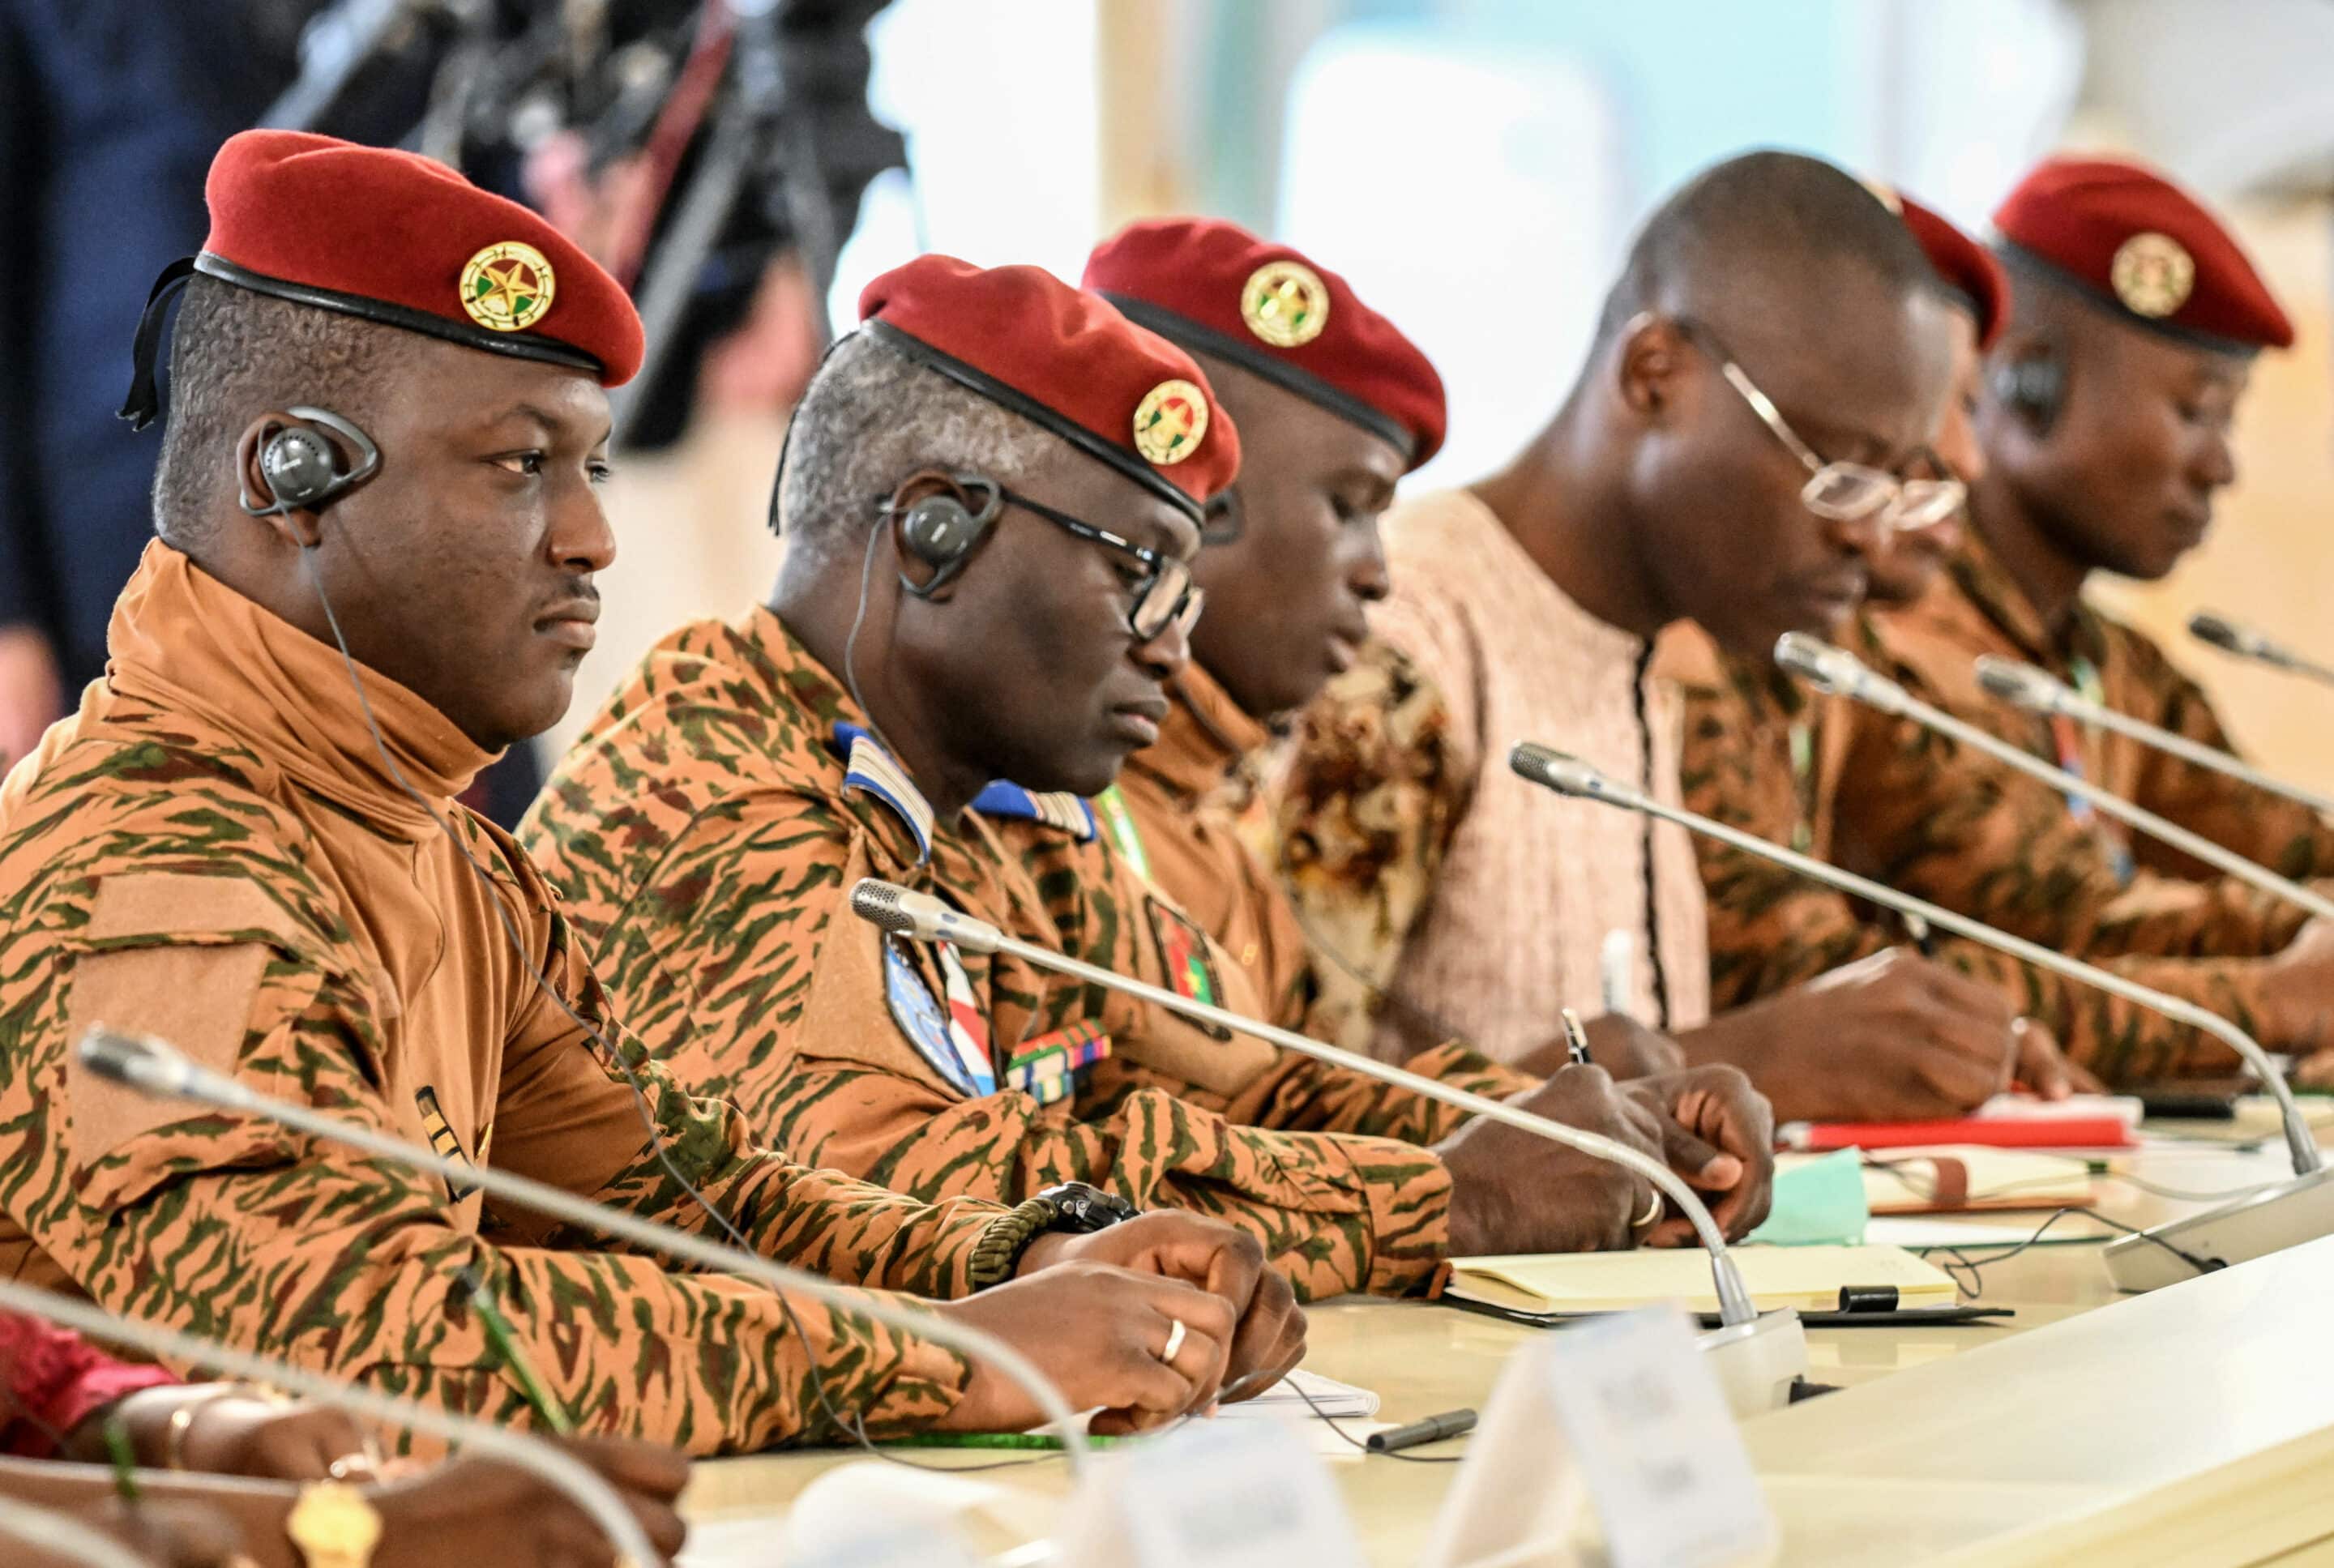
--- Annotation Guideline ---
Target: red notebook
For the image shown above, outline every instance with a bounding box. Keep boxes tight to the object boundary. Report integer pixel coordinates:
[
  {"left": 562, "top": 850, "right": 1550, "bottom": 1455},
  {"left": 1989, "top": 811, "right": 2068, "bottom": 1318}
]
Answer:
[{"left": 1790, "top": 1116, "right": 2136, "bottom": 1152}]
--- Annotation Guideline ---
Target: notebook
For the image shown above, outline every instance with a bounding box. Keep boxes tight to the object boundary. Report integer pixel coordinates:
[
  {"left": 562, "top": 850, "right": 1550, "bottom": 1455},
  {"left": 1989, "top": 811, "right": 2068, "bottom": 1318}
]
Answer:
[
  {"left": 1444, "top": 1244, "right": 1958, "bottom": 1316},
  {"left": 1772, "top": 1146, "right": 2095, "bottom": 1214}
]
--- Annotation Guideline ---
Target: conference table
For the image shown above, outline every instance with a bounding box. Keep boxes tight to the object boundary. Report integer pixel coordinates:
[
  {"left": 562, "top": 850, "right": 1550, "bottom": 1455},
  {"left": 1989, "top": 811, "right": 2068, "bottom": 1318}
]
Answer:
[{"left": 684, "top": 1103, "right": 2334, "bottom": 1566}]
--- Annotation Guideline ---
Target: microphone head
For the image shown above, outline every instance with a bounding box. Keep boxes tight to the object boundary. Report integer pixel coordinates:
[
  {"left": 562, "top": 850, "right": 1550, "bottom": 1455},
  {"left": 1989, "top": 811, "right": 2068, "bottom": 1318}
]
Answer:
[
  {"left": 1509, "top": 743, "right": 1631, "bottom": 805},
  {"left": 1772, "top": 631, "right": 1853, "bottom": 692},
  {"left": 2188, "top": 610, "right": 2246, "bottom": 654},
  {"left": 75, "top": 1028, "right": 193, "bottom": 1099},
  {"left": 848, "top": 878, "right": 1002, "bottom": 954},
  {"left": 1973, "top": 656, "right": 2064, "bottom": 714},
  {"left": 849, "top": 878, "right": 917, "bottom": 937}
]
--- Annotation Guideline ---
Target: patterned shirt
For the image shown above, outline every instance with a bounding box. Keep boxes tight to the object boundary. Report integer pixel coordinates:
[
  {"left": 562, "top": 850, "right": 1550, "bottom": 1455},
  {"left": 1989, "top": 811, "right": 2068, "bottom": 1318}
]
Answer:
[
  {"left": 0, "top": 544, "right": 1012, "bottom": 1456},
  {"left": 1670, "top": 617, "right": 2276, "bottom": 1080},
  {"left": 522, "top": 607, "right": 1495, "bottom": 1301},
  {"left": 1272, "top": 489, "right": 1710, "bottom": 1066},
  {"left": 1836, "top": 530, "right": 2334, "bottom": 968}
]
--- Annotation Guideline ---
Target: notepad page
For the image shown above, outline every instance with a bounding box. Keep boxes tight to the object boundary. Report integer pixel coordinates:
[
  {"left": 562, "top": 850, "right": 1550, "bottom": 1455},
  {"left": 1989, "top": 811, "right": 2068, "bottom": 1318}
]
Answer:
[{"left": 1446, "top": 1243, "right": 1958, "bottom": 1314}]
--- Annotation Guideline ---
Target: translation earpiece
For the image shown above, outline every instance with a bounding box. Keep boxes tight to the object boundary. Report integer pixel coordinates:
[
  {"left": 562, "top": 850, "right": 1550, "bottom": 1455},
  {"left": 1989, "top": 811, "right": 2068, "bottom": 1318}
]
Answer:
[
  {"left": 1989, "top": 345, "right": 2065, "bottom": 437},
  {"left": 881, "top": 471, "right": 1003, "bottom": 597},
  {"left": 242, "top": 405, "right": 383, "bottom": 520}
]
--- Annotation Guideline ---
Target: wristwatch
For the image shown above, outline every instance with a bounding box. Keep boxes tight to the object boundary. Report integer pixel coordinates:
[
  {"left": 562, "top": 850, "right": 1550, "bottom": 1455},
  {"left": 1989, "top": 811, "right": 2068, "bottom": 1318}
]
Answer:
[
  {"left": 968, "top": 1181, "right": 1139, "bottom": 1288},
  {"left": 285, "top": 1480, "right": 383, "bottom": 1568}
]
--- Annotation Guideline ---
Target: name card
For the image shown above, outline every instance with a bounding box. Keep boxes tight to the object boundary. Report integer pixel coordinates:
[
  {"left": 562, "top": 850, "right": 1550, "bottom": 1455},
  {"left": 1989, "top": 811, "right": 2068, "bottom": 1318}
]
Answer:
[
  {"left": 1422, "top": 1308, "right": 1776, "bottom": 1568},
  {"left": 1055, "top": 1420, "right": 1366, "bottom": 1568},
  {"left": 1549, "top": 1310, "right": 1776, "bottom": 1568}
]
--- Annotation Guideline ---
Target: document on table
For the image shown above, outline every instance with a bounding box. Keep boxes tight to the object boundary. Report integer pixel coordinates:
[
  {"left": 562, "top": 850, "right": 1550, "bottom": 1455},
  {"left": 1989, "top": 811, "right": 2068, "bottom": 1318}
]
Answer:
[
  {"left": 1445, "top": 1243, "right": 1958, "bottom": 1314},
  {"left": 1216, "top": 1366, "right": 1380, "bottom": 1421}
]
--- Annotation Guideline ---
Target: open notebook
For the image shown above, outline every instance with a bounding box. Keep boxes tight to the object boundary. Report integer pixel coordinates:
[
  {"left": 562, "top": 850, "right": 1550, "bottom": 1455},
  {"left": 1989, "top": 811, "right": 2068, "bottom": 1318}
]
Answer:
[{"left": 1445, "top": 1244, "right": 1958, "bottom": 1315}]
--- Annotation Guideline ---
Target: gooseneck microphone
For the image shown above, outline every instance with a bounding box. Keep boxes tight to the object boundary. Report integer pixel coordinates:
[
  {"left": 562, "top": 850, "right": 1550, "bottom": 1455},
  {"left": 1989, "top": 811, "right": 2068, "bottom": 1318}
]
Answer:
[
  {"left": 75, "top": 1028, "right": 1095, "bottom": 1476},
  {"left": 0, "top": 1275, "right": 657, "bottom": 1566},
  {"left": 1776, "top": 634, "right": 2334, "bottom": 923},
  {"left": 1509, "top": 741, "right": 2334, "bottom": 1292},
  {"left": 847, "top": 879, "right": 1816, "bottom": 1416},
  {"left": 1975, "top": 656, "right": 2334, "bottom": 818},
  {"left": 2190, "top": 612, "right": 2334, "bottom": 689},
  {"left": 848, "top": 881, "right": 1759, "bottom": 1325}
]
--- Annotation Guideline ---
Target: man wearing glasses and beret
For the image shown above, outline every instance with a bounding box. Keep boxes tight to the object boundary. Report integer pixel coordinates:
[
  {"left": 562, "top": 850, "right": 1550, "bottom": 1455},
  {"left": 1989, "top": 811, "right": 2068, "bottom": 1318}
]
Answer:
[
  {"left": 1277, "top": 150, "right": 2086, "bottom": 1123},
  {"left": 525, "top": 256, "right": 1768, "bottom": 1304}
]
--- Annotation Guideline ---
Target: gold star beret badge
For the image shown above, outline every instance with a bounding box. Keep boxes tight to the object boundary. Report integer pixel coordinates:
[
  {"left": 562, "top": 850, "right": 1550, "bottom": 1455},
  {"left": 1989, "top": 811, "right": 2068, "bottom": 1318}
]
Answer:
[
  {"left": 1132, "top": 378, "right": 1209, "bottom": 466},
  {"left": 459, "top": 240, "right": 558, "bottom": 332},
  {"left": 1241, "top": 259, "right": 1330, "bottom": 348},
  {"left": 2110, "top": 232, "right": 2194, "bottom": 318}
]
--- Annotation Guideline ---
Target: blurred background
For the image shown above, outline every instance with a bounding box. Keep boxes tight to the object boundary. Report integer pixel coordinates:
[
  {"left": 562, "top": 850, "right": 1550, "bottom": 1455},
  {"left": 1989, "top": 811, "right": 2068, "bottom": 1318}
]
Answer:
[{"left": 7, "top": 0, "right": 2334, "bottom": 820}]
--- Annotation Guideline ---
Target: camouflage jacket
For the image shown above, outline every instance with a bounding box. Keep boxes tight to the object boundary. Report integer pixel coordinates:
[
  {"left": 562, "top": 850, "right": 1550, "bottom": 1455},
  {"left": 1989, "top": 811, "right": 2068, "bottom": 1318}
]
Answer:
[
  {"left": 1099, "top": 664, "right": 1334, "bottom": 1034},
  {"left": 1670, "top": 617, "right": 2278, "bottom": 1080},
  {"left": 0, "top": 545, "right": 1015, "bottom": 1455},
  {"left": 521, "top": 607, "right": 1516, "bottom": 1301},
  {"left": 1840, "top": 531, "right": 2331, "bottom": 964}
]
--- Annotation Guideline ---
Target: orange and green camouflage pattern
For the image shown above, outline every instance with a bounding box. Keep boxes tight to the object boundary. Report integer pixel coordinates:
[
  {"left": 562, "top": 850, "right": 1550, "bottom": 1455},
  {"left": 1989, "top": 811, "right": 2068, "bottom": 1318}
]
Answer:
[
  {"left": 0, "top": 545, "right": 1016, "bottom": 1457},
  {"left": 1669, "top": 615, "right": 2283, "bottom": 1082},
  {"left": 1832, "top": 533, "right": 2334, "bottom": 973},
  {"left": 522, "top": 606, "right": 1535, "bottom": 1301}
]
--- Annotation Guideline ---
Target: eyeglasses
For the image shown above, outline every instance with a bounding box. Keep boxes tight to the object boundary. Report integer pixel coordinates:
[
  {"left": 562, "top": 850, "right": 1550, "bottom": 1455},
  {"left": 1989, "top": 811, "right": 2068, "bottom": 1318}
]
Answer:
[
  {"left": 1002, "top": 486, "right": 1205, "bottom": 642},
  {"left": 1669, "top": 315, "right": 1966, "bottom": 533}
]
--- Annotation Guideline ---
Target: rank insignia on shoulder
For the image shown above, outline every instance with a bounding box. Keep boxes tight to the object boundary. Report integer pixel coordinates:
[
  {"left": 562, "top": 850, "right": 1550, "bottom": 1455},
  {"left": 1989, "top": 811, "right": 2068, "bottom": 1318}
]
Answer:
[
  {"left": 1003, "top": 1023, "right": 1112, "bottom": 1107},
  {"left": 1144, "top": 896, "right": 1233, "bottom": 1041},
  {"left": 883, "top": 934, "right": 998, "bottom": 1096}
]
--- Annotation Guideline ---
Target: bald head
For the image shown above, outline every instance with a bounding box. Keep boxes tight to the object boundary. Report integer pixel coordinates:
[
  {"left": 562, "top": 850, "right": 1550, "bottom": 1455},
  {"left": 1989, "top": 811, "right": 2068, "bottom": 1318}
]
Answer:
[
  {"left": 1597, "top": 149, "right": 1943, "bottom": 356},
  {"left": 1541, "top": 150, "right": 1959, "bottom": 660}
]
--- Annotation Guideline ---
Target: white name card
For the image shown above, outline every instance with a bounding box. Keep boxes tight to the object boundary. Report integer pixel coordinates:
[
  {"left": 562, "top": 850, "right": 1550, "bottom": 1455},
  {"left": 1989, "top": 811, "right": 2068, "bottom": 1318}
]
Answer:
[
  {"left": 1550, "top": 1310, "right": 1776, "bottom": 1568},
  {"left": 1422, "top": 1308, "right": 1776, "bottom": 1568},
  {"left": 1054, "top": 1419, "right": 1366, "bottom": 1568}
]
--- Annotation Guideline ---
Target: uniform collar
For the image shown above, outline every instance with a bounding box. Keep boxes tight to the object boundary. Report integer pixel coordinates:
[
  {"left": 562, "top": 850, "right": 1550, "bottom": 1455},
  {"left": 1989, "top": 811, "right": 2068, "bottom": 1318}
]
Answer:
[
  {"left": 104, "top": 540, "right": 494, "bottom": 840},
  {"left": 1122, "top": 663, "right": 1272, "bottom": 808},
  {"left": 831, "top": 720, "right": 938, "bottom": 863},
  {"left": 1947, "top": 525, "right": 2110, "bottom": 669}
]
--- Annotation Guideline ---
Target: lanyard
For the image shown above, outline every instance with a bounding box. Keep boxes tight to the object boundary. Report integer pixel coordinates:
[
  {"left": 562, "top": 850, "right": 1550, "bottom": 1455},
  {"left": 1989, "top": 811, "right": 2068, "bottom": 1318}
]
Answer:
[
  {"left": 1786, "top": 716, "right": 1815, "bottom": 854},
  {"left": 2045, "top": 654, "right": 2135, "bottom": 885},
  {"left": 1093, "top": 783, "right": 1152, "bottom": 880}
]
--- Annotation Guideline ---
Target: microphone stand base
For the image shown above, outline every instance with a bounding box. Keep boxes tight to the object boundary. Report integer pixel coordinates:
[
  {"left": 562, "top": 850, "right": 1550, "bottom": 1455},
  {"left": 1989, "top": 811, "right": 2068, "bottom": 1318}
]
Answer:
[
  {"left": 1698, "top": 1309, "right": 1807, "bottom": 1418},
  {"left": 2103, "top": 1164, "right": 2334, "bottom": 1292}
]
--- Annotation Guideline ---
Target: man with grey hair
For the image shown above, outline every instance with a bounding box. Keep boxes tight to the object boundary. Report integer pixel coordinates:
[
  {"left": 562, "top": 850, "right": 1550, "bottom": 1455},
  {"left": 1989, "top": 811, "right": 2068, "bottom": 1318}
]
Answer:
[{"left": 525, "top": 255, "right": 1771, "bottom": 1304}]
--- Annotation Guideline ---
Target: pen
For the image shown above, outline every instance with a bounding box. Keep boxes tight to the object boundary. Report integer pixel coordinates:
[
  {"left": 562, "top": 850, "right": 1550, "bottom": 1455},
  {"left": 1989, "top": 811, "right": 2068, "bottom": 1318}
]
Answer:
[
  {"left": 1366, "top": 1408, "right": 1476, "bottom": 1454},
  {"left": 1561, "top": 1007, "right": 1592, "bottom": 1068},
  {"left": 458, "top": 1266, "right": 575, "bottom": 1436}
]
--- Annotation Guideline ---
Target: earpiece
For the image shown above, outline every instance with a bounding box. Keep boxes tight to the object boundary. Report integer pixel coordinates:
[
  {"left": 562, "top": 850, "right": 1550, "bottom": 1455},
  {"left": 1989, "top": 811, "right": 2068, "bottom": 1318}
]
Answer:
[
  {"left": 1989, "top": 344, "right": 2064, "bottom": 437},
  {"left": 881, "top": 471, "right": 1002, "bottom": 597},
  {"left": 242, "top": 405, "right": 382, "bottom": 520}
]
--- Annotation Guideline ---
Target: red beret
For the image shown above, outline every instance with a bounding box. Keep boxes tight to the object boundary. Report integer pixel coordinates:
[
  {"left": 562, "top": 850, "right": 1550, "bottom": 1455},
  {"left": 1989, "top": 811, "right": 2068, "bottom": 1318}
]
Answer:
[
  {"left": 122, "top": 130, "right": 642, "bottom": 427},
  {"left": 1081, "top": 218, "right": 1447, "bottom": 469},
  {"left": 858, "top": 255, "right": 1238, "bottom": 519},
  {"left": 1895, "top": 194, "right": 2008, "bottom": 352},
  {"left": 1993, "top": 156, "right": 2291, "bottom": 354}
]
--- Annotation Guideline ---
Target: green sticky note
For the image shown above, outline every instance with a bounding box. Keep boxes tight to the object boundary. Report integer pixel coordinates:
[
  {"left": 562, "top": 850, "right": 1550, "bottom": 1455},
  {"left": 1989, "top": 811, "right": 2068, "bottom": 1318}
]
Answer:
[{"left": 1746, "top": 1148, "right": 1869, "bottom": 1246}]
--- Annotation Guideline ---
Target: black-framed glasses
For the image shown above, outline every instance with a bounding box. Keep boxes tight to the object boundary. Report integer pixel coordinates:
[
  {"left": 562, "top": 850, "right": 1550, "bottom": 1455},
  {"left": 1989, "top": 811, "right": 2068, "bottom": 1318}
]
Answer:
[
  {"left": 1001, "top": 486, "right": 1205, "bottom": 642},
  {"left": 1667, "top": 314, "right": 1966, "bottom": 532}
]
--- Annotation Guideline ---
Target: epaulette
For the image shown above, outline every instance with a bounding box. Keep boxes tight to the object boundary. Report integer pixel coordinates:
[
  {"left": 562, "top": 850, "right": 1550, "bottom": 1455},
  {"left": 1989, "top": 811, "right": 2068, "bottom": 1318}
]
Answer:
[
  {"left": 831, "top": 723, "right": 934, "bottom": 865},
  {"left": 969, "top": 780, "right": 1099, "bottom": 842}
]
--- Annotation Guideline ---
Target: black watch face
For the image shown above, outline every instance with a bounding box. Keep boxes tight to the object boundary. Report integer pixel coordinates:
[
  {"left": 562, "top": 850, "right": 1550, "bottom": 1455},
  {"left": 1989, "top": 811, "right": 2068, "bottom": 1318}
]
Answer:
[{"left": 1054, "top": 1185, "right": 1135, "bottom": 1231}]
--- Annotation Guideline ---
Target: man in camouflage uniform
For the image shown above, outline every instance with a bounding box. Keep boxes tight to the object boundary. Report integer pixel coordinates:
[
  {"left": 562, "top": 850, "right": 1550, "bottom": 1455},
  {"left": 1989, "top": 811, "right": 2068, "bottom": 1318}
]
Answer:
[
  {"left": 1274, "top": 152, "right": 2085, "bottom": 1124},
  {"left": 1815, "top": 158, "right": 2334, "bottom": 1083},
  {"left": 528, "top": 255, "right": 1773, "bottom": 1302},
  {"left": 0, "top": 132, "right": 1302, "bottom": 1457}
]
